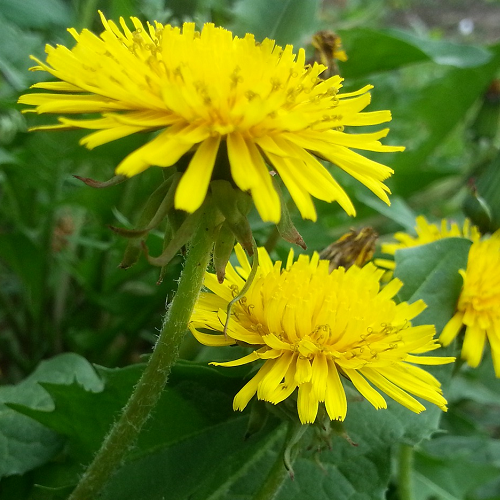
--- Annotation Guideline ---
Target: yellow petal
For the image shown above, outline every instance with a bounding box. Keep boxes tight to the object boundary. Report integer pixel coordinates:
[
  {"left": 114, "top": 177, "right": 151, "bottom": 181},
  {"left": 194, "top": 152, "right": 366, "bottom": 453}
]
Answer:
[
  {"left": 462, "top": 324, "right": 486, "bottom": 368},
  {"left": 175, "top": 135, "right": 221, "bottom": 212},
  {"left": 189, "top": 326, "right": 234, "bottom": 346},
  {"left": 210, "top": 351, "right": 260, "bottom": 367},
  {"left": 294, "top": 356, "right": 313, "bottom": 385},
  {"left": 297, "top": 382, "right": 318, "bottom": 424},
  {"left": 257, "top": 351, "right": 294, "bottom": 399},
  {"left": 233, "top": 362, "right": 273, "bottom": 411},
  {"left": 345, "top": 368, "right": 387, "bottom": 409},
  {"left": 324, "top": 360, "right": 347, "bottom": 420},
  {"left": 361, "top": 368, "right": 426, "bottom": 414},
  {"left": 440, "top": 312, "right": 464, "bottom": 346}
]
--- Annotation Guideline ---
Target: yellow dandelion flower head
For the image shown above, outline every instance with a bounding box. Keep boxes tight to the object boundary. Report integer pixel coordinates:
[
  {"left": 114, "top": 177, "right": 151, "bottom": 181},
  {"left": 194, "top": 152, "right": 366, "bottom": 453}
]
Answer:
[
  {"left": 378, "top": 216, "right": 481, "bottom": 270},
  {"left": 440, "top": 229, "right": 500, "bottom": 377},
  {"left": 190, "top": 244, "right": 454, "bottom": 424},
  {"left": 19, "top": 12, "right": 404, "bottom": 223}
]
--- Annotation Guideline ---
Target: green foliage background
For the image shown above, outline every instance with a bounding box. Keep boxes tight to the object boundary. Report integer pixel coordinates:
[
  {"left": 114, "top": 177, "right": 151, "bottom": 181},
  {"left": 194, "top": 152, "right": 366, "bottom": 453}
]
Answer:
[{"left": 0, "top": 0, "right": 499, "bottom": 499}]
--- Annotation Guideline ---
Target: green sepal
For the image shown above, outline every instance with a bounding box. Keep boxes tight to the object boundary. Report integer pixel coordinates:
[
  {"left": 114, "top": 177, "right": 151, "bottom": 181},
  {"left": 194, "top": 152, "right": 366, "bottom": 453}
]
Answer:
[
  {"left": 156, "top": 208, "right": 192, "bottom": 284},
  {"left": 119, "top": 240, "right": 143, "bottom": 270},
  {"left": 111, "top": 173, "right": 180, "bottom": 239},
  {"left": 213, "top": 221, "right": 236, "bottom": 283},
  {"left": 235, "top": 187, "right": 254, "bottom": 217},
  {"left": 210, "top": 180, "right": 254, "bottom": 255},
  {"left": 463, "top": 185, "right": 493, "bottom": 234},
  {"left": 283, "top": 422, "right": 308, "bottom": 479},
  {"left": 117, "top": 174, "right": 179, "bottom": 269},
  {"left": 74, "top": 174, "right": 127, "bottom": 188},
  {"left": 144, "top": 209, "right": 204, "bottom": 268},
  {"left": 467, "top": 149, "right": 500, "bottom": 232},
  {"left": 274, "top": 178, "right": 307, "bottom": 250}
]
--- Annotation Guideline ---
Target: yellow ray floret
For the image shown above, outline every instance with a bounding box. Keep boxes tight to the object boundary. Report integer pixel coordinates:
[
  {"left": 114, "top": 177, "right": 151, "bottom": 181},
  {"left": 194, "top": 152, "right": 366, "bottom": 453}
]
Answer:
[
  {"left": 189, "top": 244, "right": 454, "bottom": 424},
  {"left": 19, "top": 12, "right": 404, "bottom": 223},
  {"left": 440, "top": 230, "right": 500, "bottom": 377}
]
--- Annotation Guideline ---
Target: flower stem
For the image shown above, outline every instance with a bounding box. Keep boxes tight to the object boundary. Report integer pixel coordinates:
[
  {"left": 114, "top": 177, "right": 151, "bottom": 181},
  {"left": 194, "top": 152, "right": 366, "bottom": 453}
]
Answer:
[
  {"left": 253, "top": 421, "right": 304, "bottom": 500},
  {"left": 68, "top": 202, "right": 216, "bottom": 500},
  {"left": 398, "top": 444, "right": 414, "bottom": 500}
]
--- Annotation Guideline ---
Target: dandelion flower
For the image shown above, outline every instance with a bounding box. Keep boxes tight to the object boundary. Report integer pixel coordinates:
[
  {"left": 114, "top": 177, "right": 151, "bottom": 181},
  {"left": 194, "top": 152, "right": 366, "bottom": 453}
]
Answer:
[
  {"left": 189, "top": 245, "right": 454, "bottom": 424},
  {"left": 440, "top": 230, "right": 500, "bottom": 376},
  {"left": 377, "top": 216, "right": 481, "bottom": 270},
  {"left": 19, "top": 13, "right": 403, "bottom": 223}
]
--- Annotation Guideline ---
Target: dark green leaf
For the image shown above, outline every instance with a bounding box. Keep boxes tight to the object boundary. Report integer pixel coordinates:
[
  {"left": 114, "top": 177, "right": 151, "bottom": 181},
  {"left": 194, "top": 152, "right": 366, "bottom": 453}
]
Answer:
[
  {"left": 102, "top": 417, "right": 283, "bottom": 500},
  {"left": 449, "top": 356, "right": 500, "bottom": 406},
  {"left": 414, "top": 435, "right": 500, "bottom": 500},
  {"left": 395, "top": 238, "right": 472, "bottom": 332},
  {"left": 10, "top": 359, "right": 245, "bottom": 463}
]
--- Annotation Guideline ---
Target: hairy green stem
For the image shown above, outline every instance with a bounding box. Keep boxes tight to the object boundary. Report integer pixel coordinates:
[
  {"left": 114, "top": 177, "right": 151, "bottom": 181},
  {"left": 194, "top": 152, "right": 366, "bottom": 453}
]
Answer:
[
  {"left": 68, "top": 203, "right": 216, "bottom": 500},
  {"left": 398, "top": 443, "right": 414, "bottom": 500}
]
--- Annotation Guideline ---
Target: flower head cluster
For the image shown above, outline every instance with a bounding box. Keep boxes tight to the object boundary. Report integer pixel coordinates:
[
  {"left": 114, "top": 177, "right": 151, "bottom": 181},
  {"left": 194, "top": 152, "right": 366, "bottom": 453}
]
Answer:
[
  {"left": 19, "top": 13, "right": 403, "bottom": 223},
  {"left": 190, "top": 245, "right": 454, "bottom": 424},
  {"left": 440, "top": 230, "right": 500, "bottom": 376},
  {"left": 378, "top": 216, "right": 481, "bottom": 270}
]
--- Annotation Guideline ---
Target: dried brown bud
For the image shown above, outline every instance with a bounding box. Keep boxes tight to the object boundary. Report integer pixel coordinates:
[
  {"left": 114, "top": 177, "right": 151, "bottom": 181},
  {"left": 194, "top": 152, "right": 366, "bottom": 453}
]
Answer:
[{"left": 320, "top": 227, "right": 378, "bottom": 272}]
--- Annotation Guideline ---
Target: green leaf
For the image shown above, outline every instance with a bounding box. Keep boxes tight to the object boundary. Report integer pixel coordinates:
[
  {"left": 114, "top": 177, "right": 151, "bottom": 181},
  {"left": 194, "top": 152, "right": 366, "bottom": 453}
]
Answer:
[
  {"left": 394, "top": 238, "right": 472, "bottom": 332},
  {"left": 339, "top": 28, "right": 491, "bottom": 79},
  {"left": 385, "top": 29, "right": 492, "bottom": 68},
  {"left": 103, "top": 380, "right": 454, "bottom": 500},
  {"left": 387, "top": 239, "right": 474, "bottom": 442},
  {"left": 10, "top": 358, "right": 278, "bottom": 498},
  {"left": 101, "top": 417, "right": 283, "bottom": 500},
  {"left": 0, "top": 13, "right": 44, "bottom": 91},
  {"left": 10, "top": 365, "right": 143, "bottom": 461},
  {"left": 0, "top": 0, "right": 70, "bottom": 29},
  {"left": 357, "top": 193, "right": 417, "bottom": 231},
  {"left": 448, "top": 356, "right": 500, "bottom": 406},
  {"left": 414, "top": 435, "right": 500, "bottom": 500},
  {"left": 10, "top": 359, "right": 247, "bottom": 464},
  {"left": 230, "top": 0, "right": 322, "bottom": 47},
  {"left": 388, "top": 43, "right": 500, "bottom": 197},
  {"left": 277, "top": 403, "right": 429, "bottom": 500},
  {"left": 0, "top": 353, "right": 101, "bottom": 478},
  {"left": 188, "top": 395, "right": 450, "bottom": 500}
]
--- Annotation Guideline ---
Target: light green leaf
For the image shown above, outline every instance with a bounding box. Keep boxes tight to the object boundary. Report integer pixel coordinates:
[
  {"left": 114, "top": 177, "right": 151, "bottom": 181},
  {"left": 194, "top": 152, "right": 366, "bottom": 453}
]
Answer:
[
  {"left": 0, "top": 13, "right": 44, "bottom": 90},
  {"left": 0, "top": 0, "right": 70, "bottom": 29},
  {"left": 339, "top": 28, "right": 492, "bottom": 79},
  {"left": 386, "top": 29, "right": 492, "bottom": 68},
  {"left": 0, "top": 353, "right": 101, "bottom": 478},
  {"left": 230, "top": 0, "right": 321, "bottom": 46},
  {"left": 357, "top": 194, "right": 417, "bottom": 231},
  {"left": 388, "top": 43, "right": 500, "bottom": 197}
]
